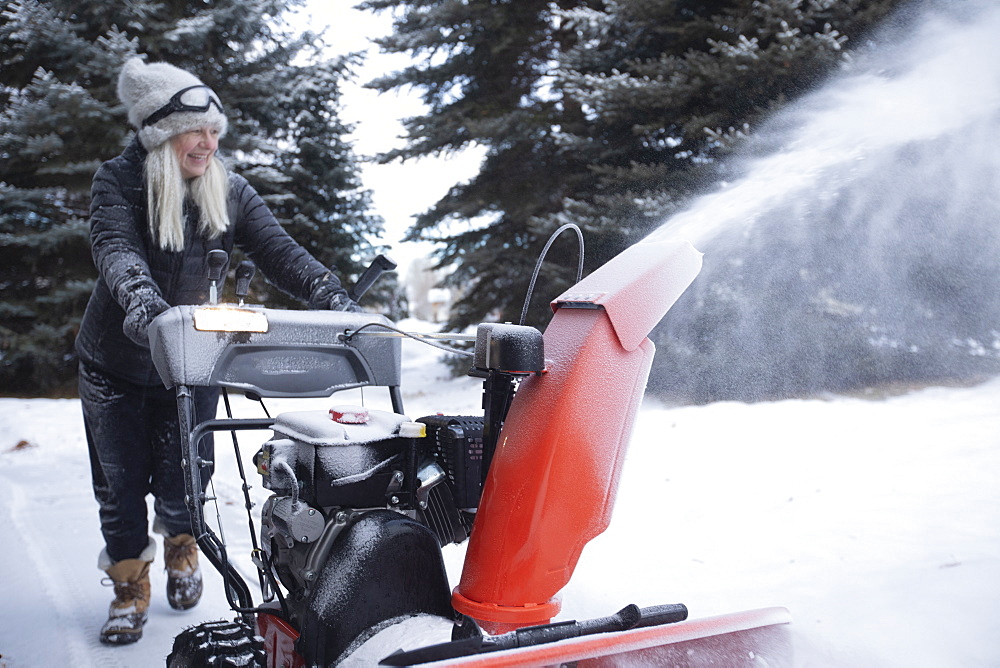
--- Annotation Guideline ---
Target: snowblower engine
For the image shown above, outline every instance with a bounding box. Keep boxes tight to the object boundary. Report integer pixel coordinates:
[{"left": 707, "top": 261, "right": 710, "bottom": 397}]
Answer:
[
  {"left": 246, "top": 319, "right": 545, "bottom": 616},
  {"left": 254, "top": 407, "right": 485, "bottom": 597},
  {"left": 242, "top": 320, "right": 545, "bottom": 664}
]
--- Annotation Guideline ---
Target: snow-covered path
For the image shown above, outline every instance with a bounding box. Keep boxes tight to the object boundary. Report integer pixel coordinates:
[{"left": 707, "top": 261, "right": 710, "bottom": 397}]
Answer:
[
  {"left": 570, "top": 381, "right": 1000, "bottom": 666},
  {"left": 2, "top": 373, "right": 999, "bottom": 666},
  {"left": 0, "top": 397, "right": 241, "bottom": 667}
]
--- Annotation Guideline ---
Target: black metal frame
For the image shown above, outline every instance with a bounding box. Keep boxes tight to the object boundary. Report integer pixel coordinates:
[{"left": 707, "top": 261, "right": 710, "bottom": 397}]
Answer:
[
  {"left": 175, "top": 380, "right": 404, "bottom": 612},
  {"left": 176, "top": 389, "right": 274, "bottom": 610}
]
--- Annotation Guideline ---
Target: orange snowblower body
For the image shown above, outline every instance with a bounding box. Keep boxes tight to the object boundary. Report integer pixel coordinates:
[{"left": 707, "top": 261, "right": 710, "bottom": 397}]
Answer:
[{"left": 453, "top": 240, "right": 704, "bottom": 632}]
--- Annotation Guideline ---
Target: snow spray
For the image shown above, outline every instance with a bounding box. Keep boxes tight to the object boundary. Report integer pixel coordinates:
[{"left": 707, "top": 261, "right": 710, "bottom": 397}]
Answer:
[{"left": 643, "top": 0, "right": 1000, "bottom": 402}]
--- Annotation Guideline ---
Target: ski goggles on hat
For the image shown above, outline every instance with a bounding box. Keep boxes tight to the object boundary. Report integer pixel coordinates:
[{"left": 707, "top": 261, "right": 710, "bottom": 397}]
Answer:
[{"left": 142, "top": 85, "right": 223, "bottom": 128}]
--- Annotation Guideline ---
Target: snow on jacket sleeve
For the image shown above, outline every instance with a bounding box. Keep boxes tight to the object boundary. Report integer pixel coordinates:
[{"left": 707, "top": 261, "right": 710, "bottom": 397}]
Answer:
[
  {"left": 76, "top": 147, "right": 172, "bottom": 385},
  {"left": 228, "top": 174, "right": 348, "bottom": 303},
  {"left": 89, "top": 159, "right": 164, "bottom": 309}
]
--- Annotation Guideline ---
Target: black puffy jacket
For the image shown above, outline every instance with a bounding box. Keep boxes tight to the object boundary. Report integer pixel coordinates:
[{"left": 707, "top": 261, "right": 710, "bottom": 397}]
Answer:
[{"left": 75, "top": 138, "right": 346, "bottom": 385}]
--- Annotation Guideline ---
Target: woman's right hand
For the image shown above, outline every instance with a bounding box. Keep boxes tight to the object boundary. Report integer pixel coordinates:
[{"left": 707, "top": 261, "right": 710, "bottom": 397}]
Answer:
[{"left": 123, "top": 286, "right": 170, "bottom": 347}]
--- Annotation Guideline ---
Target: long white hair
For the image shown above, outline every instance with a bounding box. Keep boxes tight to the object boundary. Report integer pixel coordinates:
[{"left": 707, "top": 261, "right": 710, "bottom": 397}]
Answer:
[{"left": 144, "top": 142, "right": 230, "bottom": 251}]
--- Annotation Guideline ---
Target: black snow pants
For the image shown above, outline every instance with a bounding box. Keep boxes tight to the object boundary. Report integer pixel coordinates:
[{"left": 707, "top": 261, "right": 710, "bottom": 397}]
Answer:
[{"left": 79, "top": 361, "right": 218, "bottom": 563}]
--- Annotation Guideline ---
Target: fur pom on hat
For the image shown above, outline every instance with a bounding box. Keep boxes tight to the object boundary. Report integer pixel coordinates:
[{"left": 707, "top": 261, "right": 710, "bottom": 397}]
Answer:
[{"left": 117, "top": 57, "right": 228, "bottom": 150}]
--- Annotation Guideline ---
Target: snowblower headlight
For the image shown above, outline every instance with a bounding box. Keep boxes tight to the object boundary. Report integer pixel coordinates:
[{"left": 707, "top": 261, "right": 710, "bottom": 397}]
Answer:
[{"left": 193, "top": 307, "right": 269, "bottom": 333}]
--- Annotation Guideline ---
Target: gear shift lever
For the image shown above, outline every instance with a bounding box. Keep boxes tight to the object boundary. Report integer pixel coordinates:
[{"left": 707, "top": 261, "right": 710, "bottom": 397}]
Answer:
[{"left": 207, "top": 249, "right": 228, "bottom": 305}]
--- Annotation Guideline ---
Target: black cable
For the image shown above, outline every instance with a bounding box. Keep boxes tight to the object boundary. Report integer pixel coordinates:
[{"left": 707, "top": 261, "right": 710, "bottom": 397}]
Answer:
[
  {"left": 519, "top": 223, "right": 585, "bottom": 326},
  {"left": 341, "top": 322, "right": 475, "bottom": 357},
  {"left": 220, "top": 389, "right": 289, "bottom": 617}
]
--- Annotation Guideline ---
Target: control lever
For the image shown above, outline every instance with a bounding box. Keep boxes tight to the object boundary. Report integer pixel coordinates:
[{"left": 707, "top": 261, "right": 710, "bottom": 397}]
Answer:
[
  {"left": 349, "top": 254, "right": 397, "bottom": 302},
  {"left": 235, "top": 261, "right": 256, "bottom": 306},
  {"left": 207, "top": 249, "right": 229, "bottom": 305}
]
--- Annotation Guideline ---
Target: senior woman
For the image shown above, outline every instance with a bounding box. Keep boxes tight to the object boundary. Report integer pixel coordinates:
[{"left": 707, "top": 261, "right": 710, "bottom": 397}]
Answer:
[{"left": 75, "top": 57, "right": 359, "bottom": 645}]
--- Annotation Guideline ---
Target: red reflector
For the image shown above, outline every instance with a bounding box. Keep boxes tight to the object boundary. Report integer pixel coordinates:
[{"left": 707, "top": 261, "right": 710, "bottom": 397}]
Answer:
[{"left": 329, "top": 406, "right": 370, "bottom": 424}]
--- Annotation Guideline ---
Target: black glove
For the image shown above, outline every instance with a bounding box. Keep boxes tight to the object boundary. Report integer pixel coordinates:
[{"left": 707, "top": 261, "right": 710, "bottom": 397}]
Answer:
[
  {"left": 309, "top": 273, "right": 364, "bottom": 313},
  {"left": 327, "top": 292, "right": 365, "bottom": 312},
  {"left": 122, "top": 285, "right": 170, "bottom": 347}
]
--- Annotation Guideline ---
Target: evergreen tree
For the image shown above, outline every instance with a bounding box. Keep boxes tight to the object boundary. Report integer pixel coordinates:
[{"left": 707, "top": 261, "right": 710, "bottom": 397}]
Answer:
[
  {"left": 547, "top": 0, "right": 908, "bottom": 260},
  {"left": 360, "top": 0, "right": 601, "bottom": 330},
  {"left": 0, "top": 0, "right": 381, "bottom": 394},
  {"left": 361, "top": 0, "right": 907, "bottom": 332}
]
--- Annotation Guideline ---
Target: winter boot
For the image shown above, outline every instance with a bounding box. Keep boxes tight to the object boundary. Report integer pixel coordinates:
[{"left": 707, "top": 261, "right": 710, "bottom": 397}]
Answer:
[
  {"left": 99, "top": 541, "right": 155, "bottom": 645},
  {"left": 164, "top": 533, "right": 203, "bottom": 610}
]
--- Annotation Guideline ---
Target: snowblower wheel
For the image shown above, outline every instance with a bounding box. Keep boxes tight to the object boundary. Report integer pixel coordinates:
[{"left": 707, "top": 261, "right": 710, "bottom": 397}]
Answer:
[{"left": 166, "top": 617, "right": 265, "bottom": 667}]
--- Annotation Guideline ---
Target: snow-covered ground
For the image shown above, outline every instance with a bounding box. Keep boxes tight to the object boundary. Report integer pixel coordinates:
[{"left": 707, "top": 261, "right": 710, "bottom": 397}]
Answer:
[{"left": 1, "top": 321, "right": 999, "bottom": 667}]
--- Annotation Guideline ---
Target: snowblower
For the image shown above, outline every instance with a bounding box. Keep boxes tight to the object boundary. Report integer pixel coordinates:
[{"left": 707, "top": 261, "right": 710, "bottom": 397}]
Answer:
[{"left": 150, "top": 228, "right": 791, "bottom": 666}]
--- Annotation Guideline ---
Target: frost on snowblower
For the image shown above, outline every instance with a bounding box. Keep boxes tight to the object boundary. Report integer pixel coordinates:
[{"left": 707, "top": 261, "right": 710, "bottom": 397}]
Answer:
[{"left": 153, "top": 234, "right": 791, "bottom": 667}]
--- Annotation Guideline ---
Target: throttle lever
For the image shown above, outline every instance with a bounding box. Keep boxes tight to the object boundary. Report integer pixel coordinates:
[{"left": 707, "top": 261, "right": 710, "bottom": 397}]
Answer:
[
  {"left": 235, "top": 261, "right": 256, "bottom": 306},
  {"left": 349, "top": 254, "right": 397, "bottom": 302}
]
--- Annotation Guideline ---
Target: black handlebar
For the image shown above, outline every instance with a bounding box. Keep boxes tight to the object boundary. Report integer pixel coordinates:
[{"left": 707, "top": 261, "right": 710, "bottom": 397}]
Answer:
[
  {"left": 235, "top": 260, "right": 256, "bottom": 301},
  {"left": 207, "top": 249, "right": 228, "bottom": 282},
  {"left": 349, "top": 254, "right": 398, "bottom": 302}
]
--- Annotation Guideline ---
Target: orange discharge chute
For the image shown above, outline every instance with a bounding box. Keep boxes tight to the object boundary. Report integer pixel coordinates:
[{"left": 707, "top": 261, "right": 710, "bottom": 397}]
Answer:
[{"left": 453, "top": 240, "right": 703, "bottom": 632}]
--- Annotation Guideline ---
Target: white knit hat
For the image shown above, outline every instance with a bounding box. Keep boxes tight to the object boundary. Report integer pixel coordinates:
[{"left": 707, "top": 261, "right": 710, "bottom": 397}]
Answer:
[{"left": 117, "top": 57, "right": 228, "bottom": 150}]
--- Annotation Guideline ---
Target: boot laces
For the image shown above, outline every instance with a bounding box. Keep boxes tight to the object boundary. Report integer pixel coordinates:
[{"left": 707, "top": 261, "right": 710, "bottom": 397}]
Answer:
[
  {"left": 165, "top": 541, "right": 198, "bottom": 574},
  {"left": 101, "top": 577, "right": 146, "bottom": 606}
]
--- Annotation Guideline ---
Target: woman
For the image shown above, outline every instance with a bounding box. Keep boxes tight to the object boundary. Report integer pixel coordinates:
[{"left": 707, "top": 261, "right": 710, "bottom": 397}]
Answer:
[{"left": 75, "top": 57, "right": 361, "bottom": 645}]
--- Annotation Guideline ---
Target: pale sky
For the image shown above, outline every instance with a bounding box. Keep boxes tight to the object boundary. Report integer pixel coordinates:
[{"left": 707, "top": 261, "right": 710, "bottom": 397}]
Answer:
[{"left": 293, "top": 2, "right": 485, "bottom": 278}]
